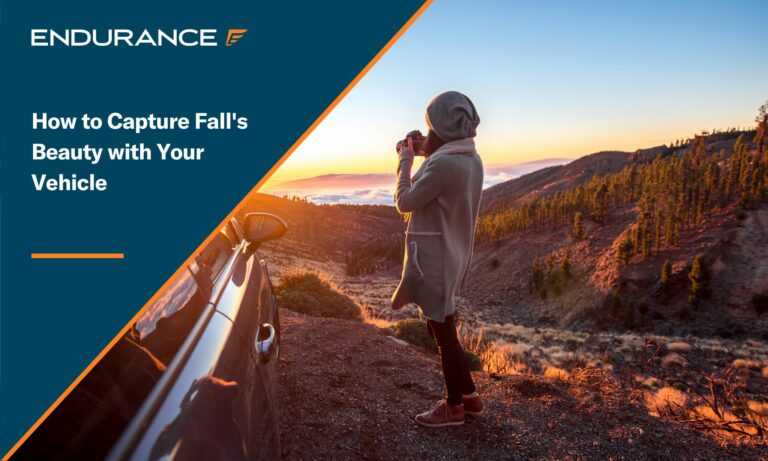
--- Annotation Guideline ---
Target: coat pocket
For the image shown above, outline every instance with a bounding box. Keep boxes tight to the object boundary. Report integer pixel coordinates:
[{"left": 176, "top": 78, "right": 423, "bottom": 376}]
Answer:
[
  {"left": 392, "top": 233, "right": 444, "bottom": 311},
  {"left": 408, "top": 234, "right": 445, "bottom": 311}
]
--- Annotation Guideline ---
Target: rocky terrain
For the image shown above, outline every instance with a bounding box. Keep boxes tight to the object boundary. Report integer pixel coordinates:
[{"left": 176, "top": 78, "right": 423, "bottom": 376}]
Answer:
[{"left": 276, "top": 309, "right": 765, "bottom": 460}]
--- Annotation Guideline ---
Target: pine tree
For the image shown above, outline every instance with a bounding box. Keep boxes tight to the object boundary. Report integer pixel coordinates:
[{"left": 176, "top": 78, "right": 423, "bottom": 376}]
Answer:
[
  {"left": 617, "top": 234, "right": 633, "bottom": 266},
  {"left": 531, "top": 259, "right": 544, "bottom": 294},
  {"left": 545, "top": 254, "right": 555, "bottom": 280},
  {"left": 664, "top": 208, "right": 675, "bottom": 247},
  {"left": 572, "top": 211, "right": 584, "bottom": 239},
  {"left": 688, "top": 253, "right": 709, "bottom": 306},
  {"left": 561, "top": 251, "right": 572, "bottom": 279},
  {"left": 474, "top": 127, "right": 768, "bottom": 243},
  {"left": 660, "top": 259, "right": 672, "bottom": 302}
]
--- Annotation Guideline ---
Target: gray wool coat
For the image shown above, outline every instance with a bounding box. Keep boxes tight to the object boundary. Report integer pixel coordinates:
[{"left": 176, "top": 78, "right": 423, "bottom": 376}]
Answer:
[{"left": 391, "top": 138, "right": 483, "bottom": 322}]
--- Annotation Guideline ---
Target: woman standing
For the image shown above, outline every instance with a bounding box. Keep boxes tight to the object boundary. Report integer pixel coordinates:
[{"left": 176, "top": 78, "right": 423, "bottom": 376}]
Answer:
[{"left": 391, "top": 91, "right": 484, "bottom": 427}]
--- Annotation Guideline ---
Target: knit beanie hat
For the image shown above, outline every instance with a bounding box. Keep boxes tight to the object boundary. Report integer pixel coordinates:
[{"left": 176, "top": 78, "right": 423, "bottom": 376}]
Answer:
[{"left": 425, "top": 91, "right": 480, "bottom": 141}]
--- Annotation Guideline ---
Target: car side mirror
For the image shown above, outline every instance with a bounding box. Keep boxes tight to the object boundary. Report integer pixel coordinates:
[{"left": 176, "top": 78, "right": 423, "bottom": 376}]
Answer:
[{"left": 244, "top": 212, "right": 287, "bottom": 246}]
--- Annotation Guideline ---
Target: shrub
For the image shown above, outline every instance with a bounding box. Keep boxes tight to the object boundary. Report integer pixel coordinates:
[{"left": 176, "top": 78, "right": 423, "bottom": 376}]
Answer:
[
  {"left": 276, "top": 270, "right": 360, "bottom": 320},
  {"left": 688, "top": 253, "right": 710, "bottom": 306},
  {"left": 464, "top": 350, "right": 483, "bottom": 372},
  {"left": 391, "top": 318, "right": 435, "bottom": 351},
  {"left": 345, "top": 238, "right": 404, "bottom": 276}
]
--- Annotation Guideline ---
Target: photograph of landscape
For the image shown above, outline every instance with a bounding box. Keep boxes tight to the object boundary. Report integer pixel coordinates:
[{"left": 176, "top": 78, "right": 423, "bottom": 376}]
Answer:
[{"left": 243, "top": 1, "right": 768, "bottom": 459}]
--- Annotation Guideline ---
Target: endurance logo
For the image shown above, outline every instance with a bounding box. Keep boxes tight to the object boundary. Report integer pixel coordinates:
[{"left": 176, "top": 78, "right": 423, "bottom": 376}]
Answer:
[
  {"left": 30, "top": 29, "right": 248, "bottom": 47},
  {"left": 225, "top": 29, "right": 248, "bottom": 46}
]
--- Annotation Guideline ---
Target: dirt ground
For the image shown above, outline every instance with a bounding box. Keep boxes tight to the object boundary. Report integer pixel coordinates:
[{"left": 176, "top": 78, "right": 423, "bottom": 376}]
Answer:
[{"left": 276, "top": 309, "right": 765, "bottom": 460}]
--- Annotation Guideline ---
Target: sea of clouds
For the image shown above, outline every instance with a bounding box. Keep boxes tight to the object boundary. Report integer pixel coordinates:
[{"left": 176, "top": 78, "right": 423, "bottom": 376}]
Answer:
[{"left": 265, "top": 158, "right": 571, "bottom": 205}]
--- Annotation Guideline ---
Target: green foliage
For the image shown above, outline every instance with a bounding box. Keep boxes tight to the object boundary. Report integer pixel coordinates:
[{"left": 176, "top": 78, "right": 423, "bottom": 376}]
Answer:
[
  {"left": 660, "top": 259, "right": 672, "bottom": 286},
  {"left": 530, "top": 252, "right": 571, "bottom": 298},
  {"left": 345, "top": 238, "right": 404, "bottom": 276},
  {"left": 688, "top": 253, "right": 709, "bottom": 306},
  {"left": 276, "top": 271, "right": 361, "bottom": 320},
  {"left": 464, "top": 350, "right": 483, "bottom": 372},
  {"left": 391, "top": 318, "right": 435, "bottom": 351}
]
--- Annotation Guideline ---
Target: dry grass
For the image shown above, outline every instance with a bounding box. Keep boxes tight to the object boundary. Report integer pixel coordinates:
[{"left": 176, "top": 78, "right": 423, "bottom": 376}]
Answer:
[
  {"left": 543, "top": 365, "right": 569, "bottom": 380},
  {"left": 567, "top": 367, "right": 620, "bottom": 394},
  {"left": 644, "top": 386, "right": 689, "bottom": 418},
  {"left": 360, "top": 304, "right": 393, "bottom": 328},
  {"left": 666, "top": 341, "right": 692, "bottom": 352},
  {"left": 661, "top": 352, "right": 687, "bottom": 367},
  {"left": 457, "top": 321, "right": 530, "bottom": 375},
  {"left": 640, "top": 342, "right": 767, "bottom": 442},
  {"left": 732, "top": 358, "right": 762, "bottom": 369}
]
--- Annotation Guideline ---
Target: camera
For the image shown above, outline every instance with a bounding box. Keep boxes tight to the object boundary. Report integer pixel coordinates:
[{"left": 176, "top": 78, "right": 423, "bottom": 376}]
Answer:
[{"left": 401, "top": 129, "right": 426, "bottom": 156}]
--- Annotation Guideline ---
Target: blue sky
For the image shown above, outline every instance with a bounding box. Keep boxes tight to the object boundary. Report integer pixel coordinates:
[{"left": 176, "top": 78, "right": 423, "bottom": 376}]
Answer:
[{"left": 268, "top": 0, "right": 768, "bottom": 182}]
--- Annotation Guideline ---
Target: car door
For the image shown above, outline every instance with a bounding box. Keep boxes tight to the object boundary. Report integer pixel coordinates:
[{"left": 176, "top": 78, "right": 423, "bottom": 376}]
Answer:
[
  {"left": 12, "top": 248, "right": 216, "bottom": 460},
  {"left": 117, "top": 221, "right": 280, "bottom": 460},
  {"left": 207, "top": 219, "right": 281, "bottom": 460}
]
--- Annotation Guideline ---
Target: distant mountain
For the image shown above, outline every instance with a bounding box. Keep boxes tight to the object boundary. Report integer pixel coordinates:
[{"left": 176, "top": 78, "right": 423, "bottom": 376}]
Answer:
[
  {"left": 482, "top": 151, "right": 631, "bottom": 211},
  {"left": 271, "top": 173, "right": 394, "bottom": 191},
  {"left": 264, "top": 158, "right": 573, "bottom": 205}
]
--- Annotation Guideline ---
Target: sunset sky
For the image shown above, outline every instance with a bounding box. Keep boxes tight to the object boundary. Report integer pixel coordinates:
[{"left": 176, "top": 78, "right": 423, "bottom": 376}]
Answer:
[{"left": 264, "top": 0, "right": 767, "bottom": 190}]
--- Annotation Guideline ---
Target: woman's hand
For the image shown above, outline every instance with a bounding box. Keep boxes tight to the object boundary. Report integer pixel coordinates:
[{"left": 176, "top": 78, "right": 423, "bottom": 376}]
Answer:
[{"left": 396, "top": 137, "right": 415, "bottom": 163}]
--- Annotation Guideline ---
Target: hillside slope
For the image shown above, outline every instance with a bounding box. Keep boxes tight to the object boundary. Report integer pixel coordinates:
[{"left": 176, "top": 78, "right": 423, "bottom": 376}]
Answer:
[
  {"left": 239, "top": 193, "right": 404, "bottom": 262},
  {"left": 481, "top": 151, "right": 630, "bottom": 211},
  {"left": 469, "top": 129, "right": 768, "bottom": 337},
  {"left": 276, "top": 309, "right": 763, "bottom": 460}
]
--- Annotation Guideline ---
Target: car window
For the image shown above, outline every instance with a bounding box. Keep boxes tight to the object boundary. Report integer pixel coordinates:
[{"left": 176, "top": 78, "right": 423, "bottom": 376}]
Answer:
[
  {"left": 15, "top": 266, "right": 210, "bottom": 460},
  {"left": 229, "top": 217, "right": 244, "bottom": 242},
  {"left": 197, "top": 230, "right": 234, "bottom": 283}
]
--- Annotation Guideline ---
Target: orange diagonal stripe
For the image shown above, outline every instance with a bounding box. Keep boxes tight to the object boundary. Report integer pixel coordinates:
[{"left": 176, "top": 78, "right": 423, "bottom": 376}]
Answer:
[
  {"left": 31, "top": 253, "right": 125, "bottom": 259},
  {"left": 2, "top": 2, "right": 433, "bottom": 459}
]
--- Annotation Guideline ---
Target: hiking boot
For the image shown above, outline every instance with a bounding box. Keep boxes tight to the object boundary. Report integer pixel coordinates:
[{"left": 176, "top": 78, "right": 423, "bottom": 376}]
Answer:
[
  {"left": 463, "top": 394, "right": 484, "bottom": 416},
  {"left": 415, "top": 399, "right": 465, "bottom": 427}
]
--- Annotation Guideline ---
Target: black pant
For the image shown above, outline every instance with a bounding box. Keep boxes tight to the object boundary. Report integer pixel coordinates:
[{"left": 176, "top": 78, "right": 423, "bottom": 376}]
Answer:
[{"left": 427, "top": 315, "right": 476, "bottom": 405}]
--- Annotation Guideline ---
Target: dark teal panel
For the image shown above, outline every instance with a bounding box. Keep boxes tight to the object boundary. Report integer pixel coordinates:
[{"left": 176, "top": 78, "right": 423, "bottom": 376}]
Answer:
[{"left": 0, "top": 0, "right": 424, "bottom": 453}]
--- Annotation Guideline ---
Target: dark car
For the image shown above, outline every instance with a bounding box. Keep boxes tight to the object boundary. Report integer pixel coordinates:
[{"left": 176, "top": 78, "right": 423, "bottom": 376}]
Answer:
[{"left": 13, "top": 213, "right": 288, "bottom": 461}]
